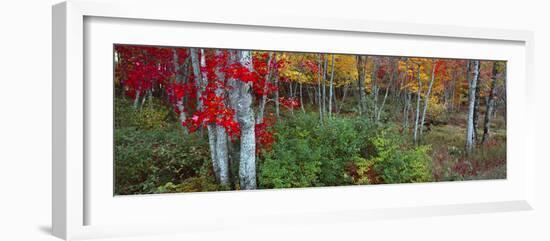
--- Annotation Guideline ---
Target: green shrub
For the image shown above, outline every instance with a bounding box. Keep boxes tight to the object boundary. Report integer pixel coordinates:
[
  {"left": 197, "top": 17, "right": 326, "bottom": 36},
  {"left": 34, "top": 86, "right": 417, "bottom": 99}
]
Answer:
[
  {"left": 114, "top": 127, "right": 212, "bottom": 195},
  {"left": 258, "top": 114, "right": 323, "bottom": 188},
  {"left": 349, "top": 156, "right": 375, "bottom": 185},
  {"left": 258, "top": 113, "right": 378, "bottom": 188},
  {"left": 316, "top": 116, "right": 375, "bottom": 186},
  {"left": 369, "top": 132, "right": 433, "bottom": 184}
]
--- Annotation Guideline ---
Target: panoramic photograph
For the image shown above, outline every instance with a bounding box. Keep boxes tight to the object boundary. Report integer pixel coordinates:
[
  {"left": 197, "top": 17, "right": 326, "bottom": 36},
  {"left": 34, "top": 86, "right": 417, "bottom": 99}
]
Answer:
[{"left": 113, "top": 44, "right": 507, "bottom": 195}]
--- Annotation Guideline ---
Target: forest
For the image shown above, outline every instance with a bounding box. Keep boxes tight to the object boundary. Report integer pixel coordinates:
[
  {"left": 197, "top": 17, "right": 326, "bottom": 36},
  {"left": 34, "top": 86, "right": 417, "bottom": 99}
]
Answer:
[{"left": 114, "top": 44, "right": 507, "bottom": 195}]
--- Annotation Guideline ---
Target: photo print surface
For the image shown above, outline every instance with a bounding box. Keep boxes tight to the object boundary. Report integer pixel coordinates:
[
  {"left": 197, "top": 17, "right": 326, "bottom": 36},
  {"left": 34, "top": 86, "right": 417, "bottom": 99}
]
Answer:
[{"left": 114, "top": 44, "right": 507, "bottom": 195}]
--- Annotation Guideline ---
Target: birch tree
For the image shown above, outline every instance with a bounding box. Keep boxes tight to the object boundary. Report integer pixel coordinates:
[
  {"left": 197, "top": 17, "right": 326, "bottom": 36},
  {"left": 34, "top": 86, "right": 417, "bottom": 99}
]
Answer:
[
  {"left": 466, "top": 60, "right": 480, "bottom": 152},
  {"left": 236, "top": 50, "right": 257, "bottom": 190},
  {"left": 213, "top": 50, "right": 230, "bottom": 185},
  {"left": 274, "top": 63, "right": 280, "bottom": 119},
  {"left": 376, "top": 58, "right": 396, "bottom": 122},
  {"left": 322, "top": 55, "right": 328, "bottom": 117},
  {"left": 481, "top": 62, "right": 499, "bottom": 144},
  {"left": 419, "top": 59, "right": 438, "bottom": 138},
  {"left": 172, "top": 48, "right": 187, "bottom": 130},
  {"left": 328, "top": 54, "right": 335, "bottom": 118},
  {"left": 412, "top": 62, "right": 422, "bottom": 143},
  {"left": 371, "top": 57, "right": 379, "bottom": 119},
  {"left": 197, "top": 49, "right": 230, "bottom": 185},
  {"left": 257, "top": 52, "right": 274, "bottom": 124},
  {"left": 318, "top": 54, "right": 324, "bottom": 123}
]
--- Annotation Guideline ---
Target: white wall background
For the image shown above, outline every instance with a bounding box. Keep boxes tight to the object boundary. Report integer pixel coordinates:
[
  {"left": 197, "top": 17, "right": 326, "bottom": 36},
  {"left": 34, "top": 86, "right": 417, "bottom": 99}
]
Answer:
[{"left": 0, "top": 0, "right": 548, "bottom": 240}]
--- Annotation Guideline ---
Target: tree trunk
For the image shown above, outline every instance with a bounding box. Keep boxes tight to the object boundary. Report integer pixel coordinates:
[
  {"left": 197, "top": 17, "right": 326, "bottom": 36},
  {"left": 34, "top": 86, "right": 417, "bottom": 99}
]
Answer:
[
  {"left": 140, "top": 90, "right": 150, "bottom": 108},
  {"left": 198, "top": 49, "right": 230, "bottom": 185},
  {"left": 226, "top": 50, "right": 240, "bottom": 189},
  {"left": 173, "top": 49, "right": 188, "bottom": 131},
  {"left": 274, "top": 66, "right": 280, "bottom": 119},
  {"left": 356, "top": 56, "right": 368, "bottom": 115},
  {"left": 300, "top": 83, "right": 305, "bottom": 113},
  {"left": 256, "top": 52, "right": 274, "bottom": 124},
  {"left": 236, "top": 50, "right": 256, "bottom": 190},
  {"left": 213, "top": 50, "right": 230, "bottom": 185},
  {"left": 481, "top": 62, "right": 499, "bottom": 144},
  {"left": 337, "top": 83, "right": 349, "bottom": 114},
  {"left": 466, "top": 60, "right": 480, "bottom": 153},
  {"left": 413, "top": 64, "right": 422, "bottom": 144},
  {"left": 376, "top": 59, "right": 396, "bottom": 122},
  {"left": 206, "top": 124, "right": 220, "bottom": 182},
  {"left": 133, "top": 90, "right": 141, "bottom": 109},
  {"left": 329, "top": 54, "right": 335, "bottom": 118},
  {"left": 371, "top": 57, "right": 379, "bottom": 119},
  {"left": 419, "top": 60, "right": 437, "bottom": 138},
  {"left": 472, "top": 70, "right": 482, "bottom": 143},
  {"left": 403, "top": 91, "right": 411, "bottom": 129},
  {"left": 322, "top": 55, "right": 328, "bottom": 117},
  {"left": 317, "top": 55, "right": 324, "bottom": 123},
  {"left": 190, "top": 48, "right": 204, "bottom": 110},
  {"left": 194, "top": 49, "right": 220, "bottom": 183}
]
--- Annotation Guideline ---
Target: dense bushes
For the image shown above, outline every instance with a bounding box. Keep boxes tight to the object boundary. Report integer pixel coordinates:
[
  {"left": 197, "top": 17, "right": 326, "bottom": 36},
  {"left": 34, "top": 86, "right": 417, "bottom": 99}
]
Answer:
[
  {"left": 258, "top": 113, "right": 376, "bottom": 188},
  {"left": 368, "top": 133, "right": 432, "bottom": 183},
  {"left": 114, "top": 98, "right": 217, "bottom": 195},
  {"left": 115, "top": 104, "right": 437, "bottom": 194},
  {"left": 114, "top": 127, "right": 216, "bottom": 194},
  {"left": 258, "top": 113, "right": 433, "bottom": 188}
]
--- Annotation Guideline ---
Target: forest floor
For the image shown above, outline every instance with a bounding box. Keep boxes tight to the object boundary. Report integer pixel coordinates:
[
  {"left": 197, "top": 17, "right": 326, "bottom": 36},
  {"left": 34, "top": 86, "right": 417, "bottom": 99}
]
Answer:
[{"left": 421, "top": 112, "right": 506, "bottom": 182}]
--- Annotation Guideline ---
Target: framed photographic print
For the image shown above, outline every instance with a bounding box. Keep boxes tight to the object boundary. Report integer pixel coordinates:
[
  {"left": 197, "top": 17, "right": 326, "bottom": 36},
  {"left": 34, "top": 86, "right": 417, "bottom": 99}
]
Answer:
[{"left": 52, "top": 0, "right": 535, "bottom": 240}]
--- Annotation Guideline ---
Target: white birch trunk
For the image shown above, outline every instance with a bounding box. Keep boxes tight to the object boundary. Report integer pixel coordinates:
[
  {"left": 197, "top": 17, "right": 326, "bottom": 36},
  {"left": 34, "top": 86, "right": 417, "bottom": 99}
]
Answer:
[
  {"left": 189, "top": 48, "right": 204, "bottom": 110},
  {"left": 419, "top": 60, "right": 437, "bottom": 137},
  {"left": 482, "top": 62, "right": 499, "bottom": 144},
  {"left": 329, "top": 54, "right": 335, "bottom": 118},
  {"left": 413, "top": 64, "right": 422, "bottom": 143},
  {"left": 198, "top": 49, "right": 222, "bottom": 183},
  {"left": 226, "top": 50, "right": 240, "bottom": 187},
  {"left": 257, "top": 52, "right": 274, "bottom": 124},
  {"left": 274, "top": 68, "right": 280, "bottom": 118},
  {"left": 173, "top": 49, "right": 188, "bottom": 130},
  {"left": 403, "top": 91, "right": 411, "bottom": 129},
  {"left": 466, "top": 60, "right": 480, "bottom": 152},
  {"left": 133, "top": 90, "right": 141, "bottom": 109},
  {"left": 371, "top": 58, "right": 379, "bottom": 118},
  {"left": 322, "top": 56, "right": 328, "bottom": 117},
  {"left": 317, "top": 55, "right": 323, "bottom": 123},
  {"left": 237, "top": 50, "right": 257, "bottom": 190},
  {"left": 213, "top": 50, "right": 230, "bottom": 185},
  {"left": 376, "top": 59, "right": 396, "bottom": 122}
]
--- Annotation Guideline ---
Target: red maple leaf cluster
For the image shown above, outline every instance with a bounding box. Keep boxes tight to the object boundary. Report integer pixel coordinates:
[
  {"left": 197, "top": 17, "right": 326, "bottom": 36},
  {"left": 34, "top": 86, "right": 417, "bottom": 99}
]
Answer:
[
  {"left": 255, "top": 117, "right": 276, "bottom": 154},
  {"left": 434, "top": 60, "right": 447, "bottom": 76},
  {"left": 300, "top": 59, "right": 319, "bottom": 74},
  {"left": 279, "top": 97, "right": 300, "bottom": 109},
  {"left": 184, "top": 50, "right": 241, "bottom": 138},
  {"left": 115, "top": 45, "right": 175, "bottom": 99},
  {"left": 116, "top": 46, "right": 278, "bottom": 150}
]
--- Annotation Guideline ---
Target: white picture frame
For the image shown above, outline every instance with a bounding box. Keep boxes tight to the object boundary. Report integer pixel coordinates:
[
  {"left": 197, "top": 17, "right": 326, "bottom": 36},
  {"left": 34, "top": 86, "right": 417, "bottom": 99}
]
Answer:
[{"left": 52, "top": 0, "right": 536, "bottom": 240}]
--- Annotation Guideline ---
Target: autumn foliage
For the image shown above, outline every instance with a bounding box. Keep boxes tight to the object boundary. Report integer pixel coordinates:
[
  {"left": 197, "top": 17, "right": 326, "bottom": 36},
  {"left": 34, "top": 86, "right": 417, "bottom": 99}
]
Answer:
[{"left": 114, "top": 44, "right": 507, "bottom": 194}]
